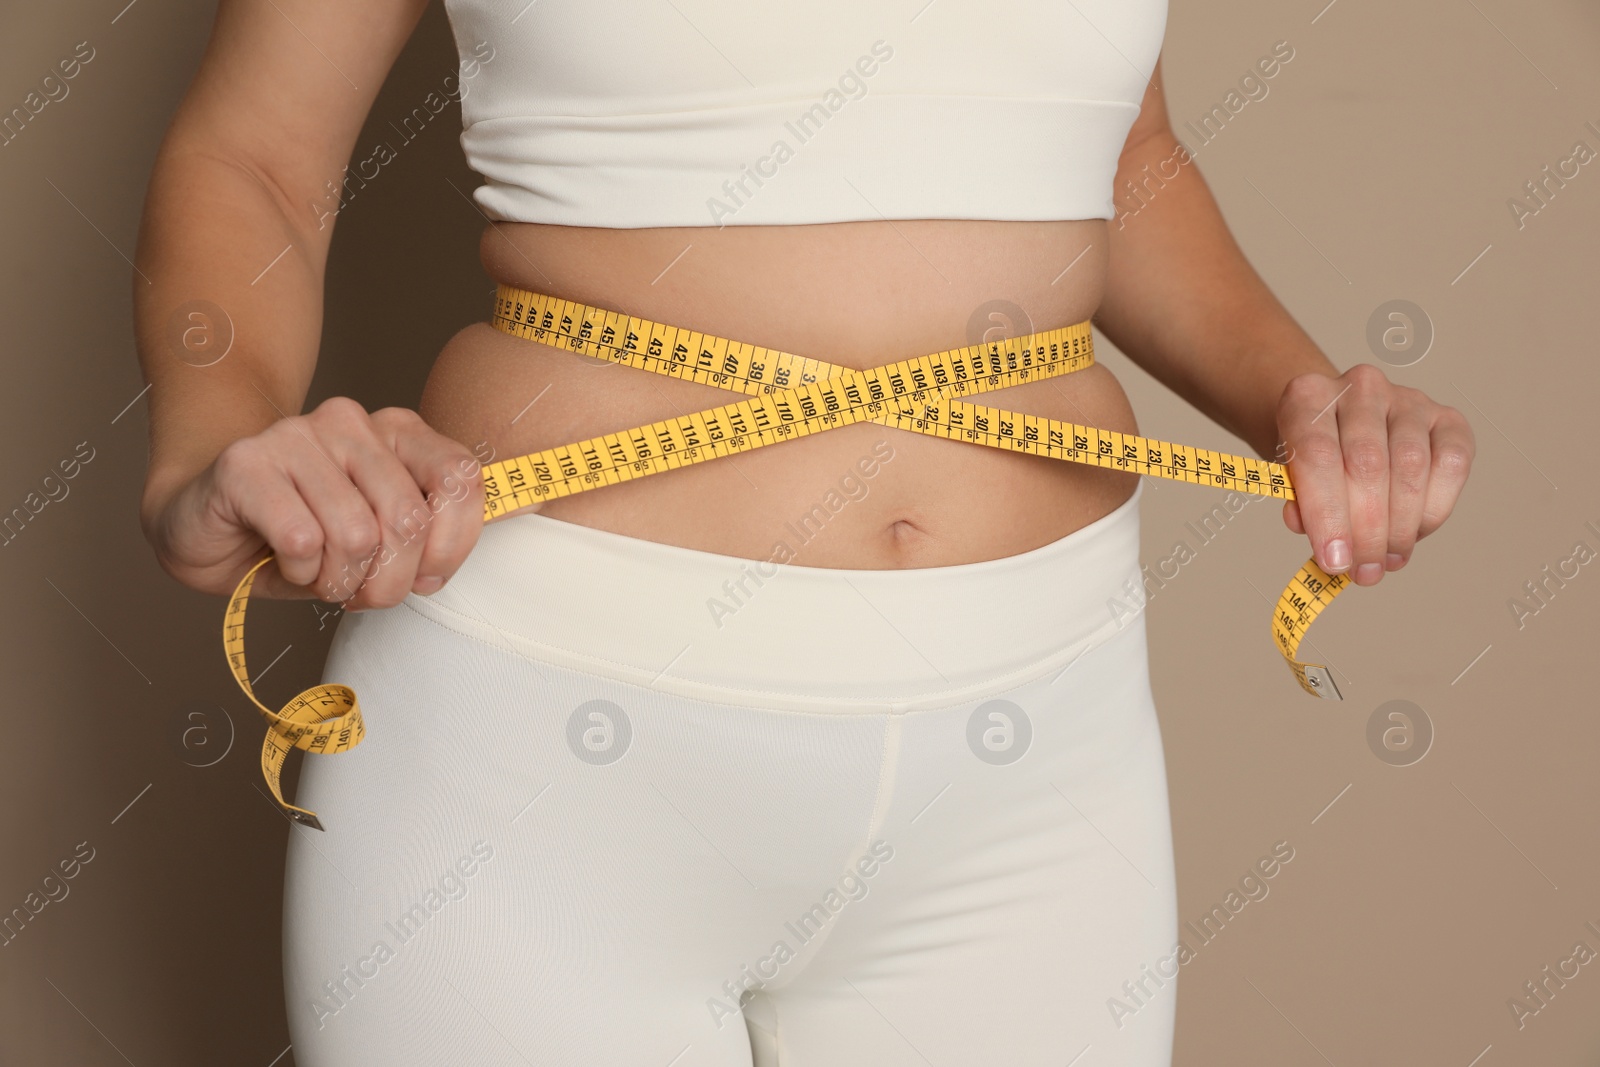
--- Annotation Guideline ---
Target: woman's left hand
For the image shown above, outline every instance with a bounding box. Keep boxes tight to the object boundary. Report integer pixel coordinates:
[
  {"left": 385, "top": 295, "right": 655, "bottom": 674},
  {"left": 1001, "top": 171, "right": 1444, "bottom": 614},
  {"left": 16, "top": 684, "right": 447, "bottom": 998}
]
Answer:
[{"left": 1274, "top": 363, "right": 1476, "bottom": 586}]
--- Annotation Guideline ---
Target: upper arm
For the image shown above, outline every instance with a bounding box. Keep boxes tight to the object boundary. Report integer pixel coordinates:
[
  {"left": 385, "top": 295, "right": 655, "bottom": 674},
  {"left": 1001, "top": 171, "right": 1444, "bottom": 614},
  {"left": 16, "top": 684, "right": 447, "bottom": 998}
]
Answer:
[
  {"left": 1118, "top": 56, "right": 1174, "bottom": 159},
  {"left": 163, "top": 0, "right": 431, "bottom": 233}
]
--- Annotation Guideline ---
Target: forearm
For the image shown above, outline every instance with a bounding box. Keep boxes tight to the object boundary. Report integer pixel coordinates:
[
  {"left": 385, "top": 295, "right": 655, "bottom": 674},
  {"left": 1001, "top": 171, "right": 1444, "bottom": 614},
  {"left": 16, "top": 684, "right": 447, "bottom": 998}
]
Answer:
[
  {"left": 1095, "top": 129, "right": 1340, "bottom": 460},
  {"left": 133, "top": 133, "right": 331, "bottom": 534}
]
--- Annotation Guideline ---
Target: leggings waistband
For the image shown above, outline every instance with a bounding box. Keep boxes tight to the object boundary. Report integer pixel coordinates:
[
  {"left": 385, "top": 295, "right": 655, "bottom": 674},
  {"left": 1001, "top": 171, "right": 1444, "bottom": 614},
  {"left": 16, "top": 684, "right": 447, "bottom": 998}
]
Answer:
[{"left": 403, "top": 480, "right": 1144, "bottom": 711}]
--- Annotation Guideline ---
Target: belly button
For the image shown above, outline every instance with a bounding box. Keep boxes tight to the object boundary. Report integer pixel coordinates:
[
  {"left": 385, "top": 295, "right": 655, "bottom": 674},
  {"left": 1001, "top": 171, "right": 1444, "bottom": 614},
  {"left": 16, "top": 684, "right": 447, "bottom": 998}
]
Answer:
[{"left": 889, "top": 518, "right": 923, "bottom": 541}]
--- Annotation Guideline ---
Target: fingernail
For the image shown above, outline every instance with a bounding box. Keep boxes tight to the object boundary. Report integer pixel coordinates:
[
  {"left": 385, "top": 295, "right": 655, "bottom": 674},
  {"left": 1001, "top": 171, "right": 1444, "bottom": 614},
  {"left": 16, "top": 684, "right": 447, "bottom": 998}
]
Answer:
[
  {"left": 413, "top": 576, "right": 443, "bottom": 595},
  {"left": 1324, "top": 539, "right": 1351, "bottom": 572},
  {"left": 1385, "top": 553, "right": 1405, "bottom": 571},
  {"left": 1355, "top": 563, "right": 1383, "bottom": 584}
]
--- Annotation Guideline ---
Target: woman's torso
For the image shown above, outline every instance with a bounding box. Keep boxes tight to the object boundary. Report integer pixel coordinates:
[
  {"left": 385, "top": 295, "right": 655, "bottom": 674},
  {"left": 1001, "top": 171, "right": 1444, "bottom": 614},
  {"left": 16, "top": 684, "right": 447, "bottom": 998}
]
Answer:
[
  {"left": 418, "top": 220, "right": 1140, "bottom": 568},
  {"left": 419, "top": 0, "right": 1165, "bottom": 566}
]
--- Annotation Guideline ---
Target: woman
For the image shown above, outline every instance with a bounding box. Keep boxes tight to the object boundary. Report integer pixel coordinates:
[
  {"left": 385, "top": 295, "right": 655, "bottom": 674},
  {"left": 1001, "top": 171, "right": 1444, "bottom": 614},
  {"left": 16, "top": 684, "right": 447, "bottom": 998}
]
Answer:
[{"left": 135, "top": 0, "right": 1474, "bottom": 1063}]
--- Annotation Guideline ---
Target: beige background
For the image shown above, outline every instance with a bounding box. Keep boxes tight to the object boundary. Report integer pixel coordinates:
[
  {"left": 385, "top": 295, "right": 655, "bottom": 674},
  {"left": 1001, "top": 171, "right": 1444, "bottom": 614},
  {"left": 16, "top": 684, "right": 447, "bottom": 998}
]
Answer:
[{"left": 2, "top": 0, "right": 1597, "bottom": 1063}]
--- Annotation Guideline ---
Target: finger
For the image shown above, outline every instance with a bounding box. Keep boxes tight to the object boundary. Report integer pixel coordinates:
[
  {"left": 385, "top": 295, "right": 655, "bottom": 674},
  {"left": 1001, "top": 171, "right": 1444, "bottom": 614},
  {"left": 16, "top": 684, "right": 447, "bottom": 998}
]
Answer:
[
  {"left": 280, "top": 430, "right": 384, "bottom": 608},
  {"left": 211, "top": 443, "right": 325, "bottom": 593},
  {"left": 1383, "top": 397, "right": 1433, "bottom": 571},
  {"left": 383, "top": 414, "right": 487, "bottom": 593},
  {"left": 1278, "top": 373, "right": 1354, "bottom": 576},
  {"left": 336, "top": 423, "right": 438, "bottom": 610},
  {"left": 1276, "top": 440, "right": 1305, "bottom": 534},
  {"left": 1417, "top": 408, "right": 1476, "bottom": 541},
  {"left": 1338, "top": 365, "right": 1393, "bottom": 587}
]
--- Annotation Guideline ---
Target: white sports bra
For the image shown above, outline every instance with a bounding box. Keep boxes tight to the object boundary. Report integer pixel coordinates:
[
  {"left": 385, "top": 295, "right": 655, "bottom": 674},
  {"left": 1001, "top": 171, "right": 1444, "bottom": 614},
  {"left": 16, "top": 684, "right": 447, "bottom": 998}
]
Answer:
[{"left": 441, "top": 0, "right": 1167, "bottom": 228}]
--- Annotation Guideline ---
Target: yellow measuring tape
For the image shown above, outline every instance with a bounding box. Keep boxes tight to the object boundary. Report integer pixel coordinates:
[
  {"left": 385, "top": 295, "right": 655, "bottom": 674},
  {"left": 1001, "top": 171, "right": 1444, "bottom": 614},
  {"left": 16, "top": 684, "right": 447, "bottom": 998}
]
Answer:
[{"left": 226, "top": 284, "right": 1348, "bottom": 828}]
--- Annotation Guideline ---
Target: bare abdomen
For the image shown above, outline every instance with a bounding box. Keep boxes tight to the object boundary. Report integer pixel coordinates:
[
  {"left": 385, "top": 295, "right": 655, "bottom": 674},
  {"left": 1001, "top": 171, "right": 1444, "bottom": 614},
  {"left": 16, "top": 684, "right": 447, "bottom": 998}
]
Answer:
[{"left": 419, "top": 218, "right": 1140, "bottom": 568}]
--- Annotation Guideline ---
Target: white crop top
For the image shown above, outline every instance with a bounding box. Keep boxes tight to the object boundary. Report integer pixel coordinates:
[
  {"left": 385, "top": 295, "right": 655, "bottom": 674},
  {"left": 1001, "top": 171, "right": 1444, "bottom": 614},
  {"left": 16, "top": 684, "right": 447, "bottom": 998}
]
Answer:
[{"left": 441, "top": 0, "right": 1167, "bottom": 228}]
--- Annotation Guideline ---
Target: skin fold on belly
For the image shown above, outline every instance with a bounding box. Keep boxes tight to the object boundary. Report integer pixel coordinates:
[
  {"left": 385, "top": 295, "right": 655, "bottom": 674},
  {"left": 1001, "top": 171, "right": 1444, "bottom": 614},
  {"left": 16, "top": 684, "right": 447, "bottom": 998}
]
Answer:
[{"left": 419, "top": 218, "right": 1141, "bottom": 569}]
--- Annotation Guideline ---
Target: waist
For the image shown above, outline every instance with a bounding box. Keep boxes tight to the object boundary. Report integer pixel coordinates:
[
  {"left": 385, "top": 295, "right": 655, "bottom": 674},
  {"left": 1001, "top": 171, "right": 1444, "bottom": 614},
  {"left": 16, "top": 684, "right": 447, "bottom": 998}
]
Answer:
[
  {"left": 474, "top": 218, "right": 1110, "bottom": 355},
  {"left": 402, "top": 478, "right": 1146, "bottom": 710},
  {"left": 419, "top": 218, "right": 1140, "bottom": 566}
]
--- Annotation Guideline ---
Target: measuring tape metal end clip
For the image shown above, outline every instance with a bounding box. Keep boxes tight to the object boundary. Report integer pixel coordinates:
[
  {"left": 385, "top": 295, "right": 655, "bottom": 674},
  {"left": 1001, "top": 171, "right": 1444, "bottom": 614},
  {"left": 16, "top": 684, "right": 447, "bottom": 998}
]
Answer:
[{"left": 226, "top": 285, "right": 1350, "bottom": 827}]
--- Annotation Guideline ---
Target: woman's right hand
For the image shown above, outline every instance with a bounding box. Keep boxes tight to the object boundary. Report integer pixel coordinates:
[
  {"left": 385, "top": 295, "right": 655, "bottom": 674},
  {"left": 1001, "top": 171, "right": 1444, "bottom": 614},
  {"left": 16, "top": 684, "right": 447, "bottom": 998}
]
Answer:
[{"left": 142, "top": 396, "right": 488, "bottom": 609}]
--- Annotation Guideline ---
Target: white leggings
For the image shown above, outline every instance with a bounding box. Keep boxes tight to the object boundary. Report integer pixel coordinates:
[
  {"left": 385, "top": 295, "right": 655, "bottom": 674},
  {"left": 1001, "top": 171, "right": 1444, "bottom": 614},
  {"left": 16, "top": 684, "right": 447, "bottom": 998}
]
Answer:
[{"left": 284, "top": 480, "right": 1178, "bottom": 1066}]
